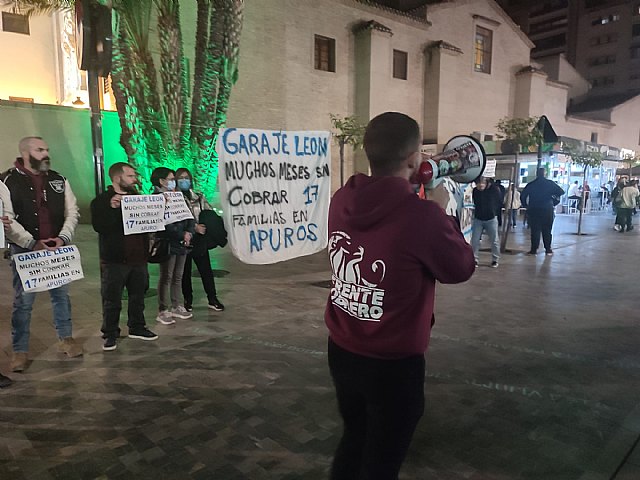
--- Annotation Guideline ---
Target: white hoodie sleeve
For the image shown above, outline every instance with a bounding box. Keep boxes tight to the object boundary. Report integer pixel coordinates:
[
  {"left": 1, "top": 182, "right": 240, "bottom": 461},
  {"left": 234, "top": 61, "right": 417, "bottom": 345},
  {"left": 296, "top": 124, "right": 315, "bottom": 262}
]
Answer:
[
  {"left": 1, "top": 180, "right": 37, "bottom": 249},
  {"left": 59, "top": 179, "right": 80, "bottom": 245}
]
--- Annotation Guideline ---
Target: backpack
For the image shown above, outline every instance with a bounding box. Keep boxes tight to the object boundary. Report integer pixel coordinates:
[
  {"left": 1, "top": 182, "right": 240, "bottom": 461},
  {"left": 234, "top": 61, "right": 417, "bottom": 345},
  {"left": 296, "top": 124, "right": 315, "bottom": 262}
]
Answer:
[{"left": 612, "top": 188, "right": 624, "bottom": 207}]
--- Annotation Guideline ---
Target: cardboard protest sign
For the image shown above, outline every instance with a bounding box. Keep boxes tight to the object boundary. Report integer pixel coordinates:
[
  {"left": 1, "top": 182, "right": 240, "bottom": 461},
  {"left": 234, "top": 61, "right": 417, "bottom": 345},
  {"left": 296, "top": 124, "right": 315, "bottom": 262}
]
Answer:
[
  {"left": 163, "top": 191, "right": 194, "bottom": 225},
  {"left": 217, "top": 128, "right": 331, "bottom": 264},
  {"left": 121, "top": 194, "right": 166, "bottom": 235},
  {"left": 13, "top": 245, "right": 84, "bottom": 293}
]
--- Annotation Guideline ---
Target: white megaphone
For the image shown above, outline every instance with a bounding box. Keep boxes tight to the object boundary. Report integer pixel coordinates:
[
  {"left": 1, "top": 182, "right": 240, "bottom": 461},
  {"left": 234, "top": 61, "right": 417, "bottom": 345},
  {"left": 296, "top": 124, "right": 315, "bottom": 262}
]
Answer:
[{"left": 410, "top": 135, "right": 487, "bottom": 188}]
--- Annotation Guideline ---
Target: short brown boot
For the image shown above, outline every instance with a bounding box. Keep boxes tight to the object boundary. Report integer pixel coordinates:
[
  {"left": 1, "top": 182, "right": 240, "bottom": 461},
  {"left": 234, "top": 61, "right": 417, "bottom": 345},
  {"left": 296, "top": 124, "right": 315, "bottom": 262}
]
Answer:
[
  {"left": 57, "top": 337, "right": 83, "bottom": 358},
  {"left": 11, "top": 352, "right": 28, "bottom": 372}
]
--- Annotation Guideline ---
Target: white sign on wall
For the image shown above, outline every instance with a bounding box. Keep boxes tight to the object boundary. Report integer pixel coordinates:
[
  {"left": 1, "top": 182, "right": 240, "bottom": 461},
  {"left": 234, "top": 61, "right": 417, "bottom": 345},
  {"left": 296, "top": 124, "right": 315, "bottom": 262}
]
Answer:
[
  {"left": 217, "top": 128, "right": 331, "bottom": 264},
  {"left": 483, "top": 159, "right": 497, "bottom": 178},
  {"left": 121, "top": 194, "right": 166, "bottom": 235},
  {"left": 13, "top": 245, "right": 84, "bottom": 293}
]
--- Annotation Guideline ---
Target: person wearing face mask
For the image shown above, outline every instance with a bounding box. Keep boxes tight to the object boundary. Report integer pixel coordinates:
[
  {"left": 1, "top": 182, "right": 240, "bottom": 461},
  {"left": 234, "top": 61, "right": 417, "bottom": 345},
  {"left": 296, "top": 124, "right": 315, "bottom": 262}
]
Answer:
[
  {"left": 91, "top": 163, "right": 159, "bottom": 351},
  {"left": 0, "top": 136, "right": 82, "bottom": 373},
  {"left": 150, "top": 167, "right": 195, "bottom": 325},
  {"left": 175, "top": 168, "right": 224, "bottom": 312}
]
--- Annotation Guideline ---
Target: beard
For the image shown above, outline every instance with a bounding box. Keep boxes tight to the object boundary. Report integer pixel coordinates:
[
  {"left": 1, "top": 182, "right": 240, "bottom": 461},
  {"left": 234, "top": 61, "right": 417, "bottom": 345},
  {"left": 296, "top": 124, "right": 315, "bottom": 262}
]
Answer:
[
  {"left": 29, "top": 154, "right": 50, "bottom": 172},
  {"left": 120, "top": 181, "right": 139, "bottom": 194}
]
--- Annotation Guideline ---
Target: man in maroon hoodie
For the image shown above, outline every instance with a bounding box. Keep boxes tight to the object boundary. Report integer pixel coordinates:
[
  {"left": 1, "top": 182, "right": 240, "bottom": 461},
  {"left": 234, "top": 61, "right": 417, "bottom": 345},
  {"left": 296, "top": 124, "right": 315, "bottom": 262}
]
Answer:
[{"left": 325, "top": 112, "right": 475, "bottom": 479}]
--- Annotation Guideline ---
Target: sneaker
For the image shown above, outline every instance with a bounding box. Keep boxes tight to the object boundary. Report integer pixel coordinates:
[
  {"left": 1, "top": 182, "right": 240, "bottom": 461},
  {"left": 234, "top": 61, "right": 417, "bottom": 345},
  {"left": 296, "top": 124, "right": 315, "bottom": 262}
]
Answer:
[
  {"left": 171, "top": 306, "right": 193, "bottom": 319},
  {"left": 57, "top": 337, "right": 84, "bottom": 358},
  {"left": 628, "top": 225, "right": 634, "bottom": 232},
  {"left": 474, "top": 260, "right": 479, "bottom": 268},
  {"left": 614, "top": 224, "right": 622, "bottom": 232},
  {"left": 208, "top": 298, "right": 225, "bottom": 311},
  {"left": 156, "top": 310, "right": 176, "bottom": 325},
  {"left": 545, "top": 250, "right": 554, "bottom": 256},
  {"left": 527, "top": 251, "right": 537, "bottom": 255},
  {"left": 0, "top": 373, "right": 12, "bottom": 388},
  {"left": 184, "top": 304, "right": 193, "bottom": 313},
  {"left": 10, "top": 352, "right": 28, "bottom": 373},
  {"left": 128, "top": 328, "right": 158, "bottom": 341},
  {"left": 103, "top": 337, "right": 117, "bottom": 351},
  {"left": 490, "top": 261, "right": 499, "bottom": 268}
]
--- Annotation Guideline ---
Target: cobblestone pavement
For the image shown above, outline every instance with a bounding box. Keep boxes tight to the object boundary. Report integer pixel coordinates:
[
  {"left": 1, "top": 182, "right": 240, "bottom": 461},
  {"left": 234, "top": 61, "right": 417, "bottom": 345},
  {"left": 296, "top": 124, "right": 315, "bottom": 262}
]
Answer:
[{"left": 1, "top": 211, "right": 639, "bottom": 480}]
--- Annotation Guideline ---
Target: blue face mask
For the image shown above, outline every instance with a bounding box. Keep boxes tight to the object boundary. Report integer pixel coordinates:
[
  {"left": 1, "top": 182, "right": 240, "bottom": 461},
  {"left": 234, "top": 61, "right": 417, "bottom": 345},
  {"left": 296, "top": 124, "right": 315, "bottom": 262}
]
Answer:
[
  {"left": 177, "top": 179, "right": 191, "bottom": 191},
  {"left": 165, "top": 179, "right": 176, "bottom": 191}
]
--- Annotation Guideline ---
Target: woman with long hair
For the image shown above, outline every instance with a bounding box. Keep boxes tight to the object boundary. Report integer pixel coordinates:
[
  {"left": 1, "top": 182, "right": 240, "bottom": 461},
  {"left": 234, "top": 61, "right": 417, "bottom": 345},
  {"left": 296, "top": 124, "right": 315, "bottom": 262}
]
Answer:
[
  {"left": 150, "top": 167, "right": 195, "bottom": 324},
  {"left": 175, "top": 167, "right": 224, "bottom": 312}
]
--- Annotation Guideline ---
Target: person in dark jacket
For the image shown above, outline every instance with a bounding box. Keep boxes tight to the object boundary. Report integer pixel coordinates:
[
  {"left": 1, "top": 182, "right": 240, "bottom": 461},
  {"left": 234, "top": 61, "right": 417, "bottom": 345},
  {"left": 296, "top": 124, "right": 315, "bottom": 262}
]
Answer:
[
  {"left": 325, "top": 112, "right": 475, "bottom": 480},
  {"left": 521, "top": 168, "right": 565, "bottom": 255},
  {"left": 471, "top": 177, "right": 502, "bottom": 267},
  {"left": 175, "top": 167, "right": 224, "bottom": 312},
  {"left": 151, "top": 167, "right": 195, "bottom": 324},
  {"left": 1, "top": 136, "right": 82, "bottom": 373},
  {"left": 91, "top": 162, "right": 158, "bottom": 351}
]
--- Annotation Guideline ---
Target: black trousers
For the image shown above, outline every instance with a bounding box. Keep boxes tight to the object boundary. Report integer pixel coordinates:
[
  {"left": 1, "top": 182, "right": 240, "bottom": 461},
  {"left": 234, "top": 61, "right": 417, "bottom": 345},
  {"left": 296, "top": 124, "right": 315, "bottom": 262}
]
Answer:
[
  {"left": 100, "top": 263, "right": 149, "bottom": 338},
  {"left": 182, "top": 250, "right": 217, "bottom": 307},
  {"left": 527, "top": 207, "right": 555, "bottom": 253},
  {"left": 328, "top": 339, "right": 425, "bottom": 480},
  {"left": 615, "top": 208, "right": 633, "bottom": 231}
]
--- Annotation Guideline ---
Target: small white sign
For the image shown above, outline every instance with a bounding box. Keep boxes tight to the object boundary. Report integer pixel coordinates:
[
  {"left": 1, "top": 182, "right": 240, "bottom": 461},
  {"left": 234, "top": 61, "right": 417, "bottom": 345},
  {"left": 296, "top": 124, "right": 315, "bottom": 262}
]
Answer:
[
  {"left": 483, "top": 159, "right": 497, "bottom": 178},
  {"left": 163, "top": 191, "right": 194, "bottom": 225},
  {"left": 13, "top": 245, "right": 84, "bottom": 293},
  {"left": 121, "top": 194, "right": 166, "bottom": 235}
]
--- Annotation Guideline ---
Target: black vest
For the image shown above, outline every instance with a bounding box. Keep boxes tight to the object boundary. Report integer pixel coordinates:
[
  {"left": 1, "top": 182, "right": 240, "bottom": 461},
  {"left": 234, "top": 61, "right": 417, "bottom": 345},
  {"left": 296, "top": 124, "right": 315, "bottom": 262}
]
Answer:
[{"left": 1, "top": 167, "right": 67, "bottom": 240}]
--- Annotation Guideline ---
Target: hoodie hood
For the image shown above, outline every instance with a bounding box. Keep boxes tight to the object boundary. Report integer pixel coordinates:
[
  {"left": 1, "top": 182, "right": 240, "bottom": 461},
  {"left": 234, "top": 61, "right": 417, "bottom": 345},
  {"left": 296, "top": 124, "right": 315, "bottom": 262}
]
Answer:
[{"left": 335, "top": 174, "right": 415, "bottom": 230}]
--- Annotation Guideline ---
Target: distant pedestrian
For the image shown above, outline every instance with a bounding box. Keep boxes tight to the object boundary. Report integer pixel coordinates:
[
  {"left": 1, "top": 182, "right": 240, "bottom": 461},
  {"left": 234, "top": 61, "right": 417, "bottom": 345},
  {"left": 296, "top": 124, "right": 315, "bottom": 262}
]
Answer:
[
  {"left": 1, "top": 136, "right": 82, "bottom": 373},
  {"left": 568, "top": 181, "right": 581, "bottom": 210},
  {"left": 504, "top": 183, "right": 521, "bottom": 228},
  {"left": 175, "top": 167, "right": 225, "bottom": 313},
  {"left": 521, "top": 168, "right": 565, "bottom": 256},
  {"left": 91, "top": 162, "right": 159, "bottom": 351},
  {"left": 614, "top": 179, "right": 639, "bottom": 232},
  {"left": 151, "top": 167, "right": 195, "bottom": 325},
  {"left": 471, "top": 177, "right": 502, "bottom": 268}
]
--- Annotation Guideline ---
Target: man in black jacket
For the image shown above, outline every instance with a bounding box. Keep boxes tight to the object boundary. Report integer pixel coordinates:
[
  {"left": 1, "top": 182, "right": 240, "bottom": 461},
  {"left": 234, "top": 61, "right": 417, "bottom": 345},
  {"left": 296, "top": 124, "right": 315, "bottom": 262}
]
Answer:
[
  {"left": 2, "top": 136, "right": 82, "bottom": 372},
  {"left": 91, "top": 162, "right": 158, "bottom": 351},
  {"left": 521, "top": 168, "right": 565, "bottom": 256},
  {"left": 471, "top": 177, "right": 502, "bottom": 268}
]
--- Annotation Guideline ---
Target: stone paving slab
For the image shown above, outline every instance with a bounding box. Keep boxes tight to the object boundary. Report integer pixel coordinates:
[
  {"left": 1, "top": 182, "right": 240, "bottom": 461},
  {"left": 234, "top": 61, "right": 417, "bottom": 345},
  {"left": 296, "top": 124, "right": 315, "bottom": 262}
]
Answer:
[{"left": 1, "top": 211, "right": 639, "bottom": 479}]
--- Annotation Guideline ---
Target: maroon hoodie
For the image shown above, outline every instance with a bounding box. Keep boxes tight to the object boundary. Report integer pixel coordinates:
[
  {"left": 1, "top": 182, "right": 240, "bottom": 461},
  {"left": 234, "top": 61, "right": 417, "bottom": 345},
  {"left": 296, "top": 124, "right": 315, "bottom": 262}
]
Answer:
[{"left": 324, "top": 174, "right": 475, "bottom": 359}]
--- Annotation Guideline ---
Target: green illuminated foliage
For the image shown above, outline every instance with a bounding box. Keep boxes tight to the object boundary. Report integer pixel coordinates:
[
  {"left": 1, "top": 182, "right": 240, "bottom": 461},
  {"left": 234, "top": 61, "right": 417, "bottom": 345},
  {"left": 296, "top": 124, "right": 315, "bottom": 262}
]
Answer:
[{"left": 3, "top": 0, "right": 245, "bottom": 200}]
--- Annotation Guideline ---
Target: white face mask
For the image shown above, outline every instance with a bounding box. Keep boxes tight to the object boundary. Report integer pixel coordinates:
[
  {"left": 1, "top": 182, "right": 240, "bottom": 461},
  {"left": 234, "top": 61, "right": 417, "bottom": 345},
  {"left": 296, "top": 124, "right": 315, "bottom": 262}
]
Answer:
[{"left": 165, "top": 179, "right": 176, "bottom": 191}]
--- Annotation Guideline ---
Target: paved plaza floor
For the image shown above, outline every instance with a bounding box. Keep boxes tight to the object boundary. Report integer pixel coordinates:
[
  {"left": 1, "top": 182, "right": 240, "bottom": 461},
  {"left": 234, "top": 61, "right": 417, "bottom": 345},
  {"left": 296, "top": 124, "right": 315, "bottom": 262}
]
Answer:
[{"left": 0, "top": 210, "right": 639, "bottom": 479}]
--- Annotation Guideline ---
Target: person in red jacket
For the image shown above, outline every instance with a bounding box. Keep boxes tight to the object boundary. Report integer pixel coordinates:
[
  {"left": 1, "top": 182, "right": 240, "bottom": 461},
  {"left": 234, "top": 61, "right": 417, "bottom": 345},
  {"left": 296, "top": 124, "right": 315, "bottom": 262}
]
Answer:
[{"left": 325, "top": 112, "right": 475, "bottom": 480}]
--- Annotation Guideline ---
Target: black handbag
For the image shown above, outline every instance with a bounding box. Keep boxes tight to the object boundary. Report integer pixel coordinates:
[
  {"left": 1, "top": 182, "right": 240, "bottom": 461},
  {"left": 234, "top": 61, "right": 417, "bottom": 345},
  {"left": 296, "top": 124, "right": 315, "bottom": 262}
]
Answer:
[{"left": 148, "top": 234, "right": 170, "bottom": 264}]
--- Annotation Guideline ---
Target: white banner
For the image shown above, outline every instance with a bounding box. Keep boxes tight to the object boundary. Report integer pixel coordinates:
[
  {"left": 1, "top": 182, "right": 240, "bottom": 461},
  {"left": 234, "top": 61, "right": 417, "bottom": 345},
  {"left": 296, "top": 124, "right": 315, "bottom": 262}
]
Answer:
[
  {"left": 13, "top": 245, "right": 84, "bottom": 293},
  {"left": 121, "top": 194, "right": 166, "bottom": 235},
  {"left": 163, "top": 191, "right": 194, "bottom": 225},
  {"left": 217, "top": 128, "right": 331, "bottom": 264}
]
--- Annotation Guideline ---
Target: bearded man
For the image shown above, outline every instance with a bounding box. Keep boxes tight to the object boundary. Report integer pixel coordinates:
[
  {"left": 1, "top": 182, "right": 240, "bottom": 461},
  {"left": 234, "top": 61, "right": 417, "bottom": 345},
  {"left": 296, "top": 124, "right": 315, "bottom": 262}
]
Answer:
[
  {"left": 1, "top": 136, "right": 82, "bottom": 372},
  {"left": 90, "top": 162, "right": 158, "bottom": 351}
]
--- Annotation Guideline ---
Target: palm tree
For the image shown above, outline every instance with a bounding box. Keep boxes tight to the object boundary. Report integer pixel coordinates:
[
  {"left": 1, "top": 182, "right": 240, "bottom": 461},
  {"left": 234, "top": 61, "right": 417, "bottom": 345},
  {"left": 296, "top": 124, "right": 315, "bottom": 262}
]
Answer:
[{"left": 1, "top": 0, "right": 245, "bottom": 198}]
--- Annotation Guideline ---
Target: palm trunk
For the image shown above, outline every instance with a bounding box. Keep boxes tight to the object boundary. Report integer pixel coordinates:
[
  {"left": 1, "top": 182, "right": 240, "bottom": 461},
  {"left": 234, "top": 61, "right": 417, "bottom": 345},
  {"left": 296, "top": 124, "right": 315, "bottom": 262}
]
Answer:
[{"left": 157, "top": 0, "right": 188, "bottom": 155}]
